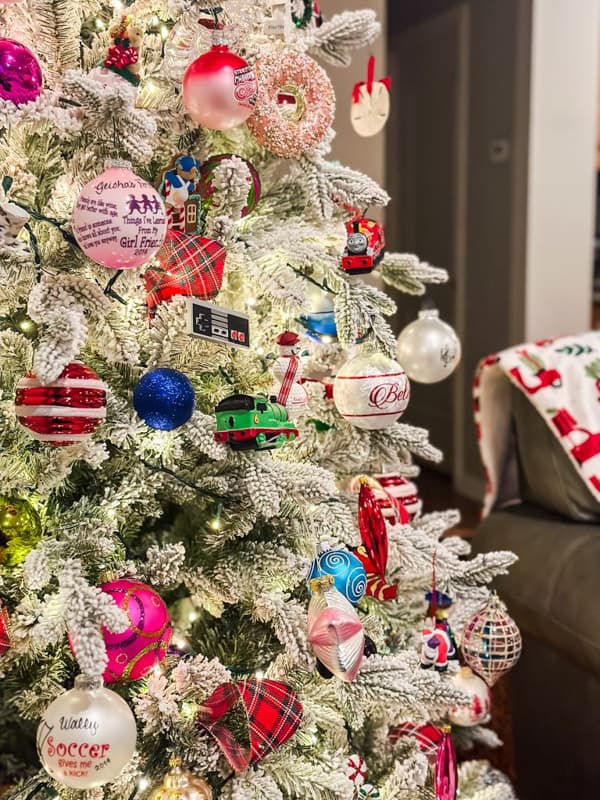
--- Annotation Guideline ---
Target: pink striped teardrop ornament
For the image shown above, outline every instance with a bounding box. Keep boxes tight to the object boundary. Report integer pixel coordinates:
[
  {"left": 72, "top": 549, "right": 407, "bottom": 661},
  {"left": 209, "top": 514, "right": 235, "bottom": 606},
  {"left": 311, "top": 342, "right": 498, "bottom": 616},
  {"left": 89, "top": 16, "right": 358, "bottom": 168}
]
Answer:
[{"left": 15, "top": 362, "right": 107, "bottom": 446}]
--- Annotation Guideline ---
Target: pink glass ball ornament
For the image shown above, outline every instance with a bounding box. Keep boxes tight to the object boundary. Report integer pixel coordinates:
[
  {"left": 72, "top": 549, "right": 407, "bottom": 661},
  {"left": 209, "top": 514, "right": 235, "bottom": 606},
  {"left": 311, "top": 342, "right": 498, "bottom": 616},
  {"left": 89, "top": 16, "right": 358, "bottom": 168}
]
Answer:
[
  {"left": 70, "top": 579, "right": 172, "bottom": 683},
  {"left": 0, "top": 38, "right": 43, "bottom": 105},
  {"left": 37, "top": 675, "right": 137, "bottom": 789},
  {"left": 72, "top": 163, "right": 168, "bottom": 269},
  {"left": 182, "top": 44, "right": 258, "bottom": 130}
]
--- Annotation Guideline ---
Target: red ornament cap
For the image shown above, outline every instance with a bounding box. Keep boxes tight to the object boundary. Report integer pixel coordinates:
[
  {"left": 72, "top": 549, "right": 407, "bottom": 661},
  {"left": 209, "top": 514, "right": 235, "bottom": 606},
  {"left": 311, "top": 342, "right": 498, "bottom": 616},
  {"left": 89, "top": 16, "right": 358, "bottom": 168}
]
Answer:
[{"left": 276, "top": 331, "right": 301, "bottom": 347}]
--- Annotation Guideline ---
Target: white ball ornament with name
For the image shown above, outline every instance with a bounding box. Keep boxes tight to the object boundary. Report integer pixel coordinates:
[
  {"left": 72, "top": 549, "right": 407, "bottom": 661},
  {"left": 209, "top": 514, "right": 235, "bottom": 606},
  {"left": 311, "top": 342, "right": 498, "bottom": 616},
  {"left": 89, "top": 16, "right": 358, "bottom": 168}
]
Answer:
[
  {"left": 448, "top": 666, "right": 492, "bottom": 727},
  {"left": 333, "top": 351, "right": 410, "bottom": 430},
  {"left": 72, "top": 161, "right": 167, "bottom": 270},
  {"left": 37, "top": 675, "right": 137, "bottom": 789},
  {"left": 396, "top": 308, "right": 461, "bottom": 384}
]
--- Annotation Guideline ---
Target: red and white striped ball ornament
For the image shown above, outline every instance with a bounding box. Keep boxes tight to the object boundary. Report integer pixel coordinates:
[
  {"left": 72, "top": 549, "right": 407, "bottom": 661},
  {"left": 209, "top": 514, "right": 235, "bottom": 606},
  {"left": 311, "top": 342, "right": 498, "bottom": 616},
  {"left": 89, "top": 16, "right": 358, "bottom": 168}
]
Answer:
[
  {"left": 373, "top": 473, "right": 422, "bottom": 521},
  {"left": 333, "top": 351, "right": 410, "bottom": 430},
  {"left": 15, "top": 362, "right": 107, "bottom": 446}
]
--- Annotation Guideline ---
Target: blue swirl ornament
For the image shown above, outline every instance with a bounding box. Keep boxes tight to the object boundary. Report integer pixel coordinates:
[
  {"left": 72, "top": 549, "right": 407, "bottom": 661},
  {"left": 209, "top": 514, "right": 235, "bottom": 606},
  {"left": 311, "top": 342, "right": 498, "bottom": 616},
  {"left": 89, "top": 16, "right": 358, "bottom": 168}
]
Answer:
[
  {"left": 307, "top": 549, "right": 367, "bottom": 605},
  {"left": 133, "top": 368, "right": 195, "bottom": 431}
]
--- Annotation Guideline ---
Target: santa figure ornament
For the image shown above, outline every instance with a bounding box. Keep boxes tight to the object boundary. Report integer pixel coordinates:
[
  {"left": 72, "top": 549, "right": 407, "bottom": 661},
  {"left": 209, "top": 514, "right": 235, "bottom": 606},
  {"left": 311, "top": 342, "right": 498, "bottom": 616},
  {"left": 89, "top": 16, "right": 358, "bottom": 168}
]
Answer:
[
  {"left": 270, "top": 331, "right": 309, "bottom": 418},
  {"left": 351, "top": 55, "right": 391, "bottom": 138}
]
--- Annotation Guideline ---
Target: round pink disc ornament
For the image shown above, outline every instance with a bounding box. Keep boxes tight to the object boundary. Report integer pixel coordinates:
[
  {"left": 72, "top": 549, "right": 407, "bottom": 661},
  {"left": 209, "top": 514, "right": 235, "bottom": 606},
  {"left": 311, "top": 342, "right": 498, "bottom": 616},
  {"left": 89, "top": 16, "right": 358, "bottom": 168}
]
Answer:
[
  {"left": 0, "top": 38, "right": 43, "bottom": 105},
  {"left": 72, "top": 163, "right": 167, "bottom": 269},
  {"left": 182, "top": 44, "right": 258, "bottom": 131},
  {"left": 97, "top": 579, "right": 171, "bottom": 683}
]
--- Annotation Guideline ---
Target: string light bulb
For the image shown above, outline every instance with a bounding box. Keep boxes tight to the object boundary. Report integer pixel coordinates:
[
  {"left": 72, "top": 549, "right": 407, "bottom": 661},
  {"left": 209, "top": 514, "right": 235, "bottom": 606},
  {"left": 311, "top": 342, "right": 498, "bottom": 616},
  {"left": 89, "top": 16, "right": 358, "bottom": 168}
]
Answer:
[{"left": 138, "top": 777, "right": 150, "bottom": 791}]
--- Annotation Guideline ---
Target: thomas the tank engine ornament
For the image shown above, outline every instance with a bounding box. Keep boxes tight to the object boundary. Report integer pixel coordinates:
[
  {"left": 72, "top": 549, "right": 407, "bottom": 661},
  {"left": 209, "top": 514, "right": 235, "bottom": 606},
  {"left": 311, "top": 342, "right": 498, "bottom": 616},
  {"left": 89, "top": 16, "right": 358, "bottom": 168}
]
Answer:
[
  {"left": 341, "top": 218, "right": 386, "bottom": 275},
  {"left": 214, "top": 394, "right": 299, "bottom": 451}
]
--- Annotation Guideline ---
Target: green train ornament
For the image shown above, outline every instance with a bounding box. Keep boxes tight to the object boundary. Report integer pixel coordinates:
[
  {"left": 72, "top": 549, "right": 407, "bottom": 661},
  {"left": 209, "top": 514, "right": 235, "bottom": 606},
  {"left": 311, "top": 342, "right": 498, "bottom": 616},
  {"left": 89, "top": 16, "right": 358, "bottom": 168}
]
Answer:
[{"left": 214, "top": 394, "right": 299, "bottom": 450}]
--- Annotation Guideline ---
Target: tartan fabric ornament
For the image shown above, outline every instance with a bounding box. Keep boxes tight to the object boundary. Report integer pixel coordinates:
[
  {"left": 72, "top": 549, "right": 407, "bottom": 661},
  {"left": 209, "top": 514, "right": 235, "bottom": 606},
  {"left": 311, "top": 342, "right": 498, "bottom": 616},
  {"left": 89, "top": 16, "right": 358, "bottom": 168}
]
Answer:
[
  {"left": 146, "top": 230, "right": 225, "bottom": 311},
  {"left": 197, "top": 679, "right": 303, "bottom": 772}
]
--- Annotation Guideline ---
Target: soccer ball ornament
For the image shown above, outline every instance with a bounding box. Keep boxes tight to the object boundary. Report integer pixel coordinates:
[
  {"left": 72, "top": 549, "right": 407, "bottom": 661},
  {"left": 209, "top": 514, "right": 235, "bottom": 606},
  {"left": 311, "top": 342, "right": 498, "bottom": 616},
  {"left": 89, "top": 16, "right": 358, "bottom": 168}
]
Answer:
[
  {"left": 462, "top": 594, "right": 522, "bottom": 687},
  {"left": 0, "top": 38, "right": 43, "bottom": 105},
  {"left": 150, "top": 761, "right": 213, "bottom": 800},
  {"left": 307, "top": 549, "right": 367, "bottom": 605},
  {"left": 15, "top": 362, "right": 107, "bottom": 446},
  {"left": 72, "top": 162, "right": 167, "bottom": 269},
  {"left": 448, "top": 666, "right": 492, "bottom": 727},
  {"left": 182, "top": 44, "right": 258, "bottom": 130},
  {"left": 36, "top": 675, "right": 137, "bottom": 789},
  {"left": 333, "top": 351, "right": 410, "bottom": 430},
  {"left": 133, "top": 368, "right": 195, "bottom": 431},
  {"left": 0, "top": 495, "right": 42, "bottom": 566},
  {"left": 396, "top": 308, "right": 461, "bottom": 384},
  {"left": 81, "top": 579, "right": 171, "bottom": 683}
]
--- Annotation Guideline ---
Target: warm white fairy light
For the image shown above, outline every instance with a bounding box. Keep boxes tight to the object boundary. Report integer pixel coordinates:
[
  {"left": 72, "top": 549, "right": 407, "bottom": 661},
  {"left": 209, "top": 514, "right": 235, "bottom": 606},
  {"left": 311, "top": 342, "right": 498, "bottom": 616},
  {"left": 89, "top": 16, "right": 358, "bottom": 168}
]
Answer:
[
  {"left": 138, "top": 777, "right": 150, "bottom": 791},
  {"left": 188, "top": 610, "right": 198, "bottom": 622},
  {"left": 255, "top": 670, "right": 264, "bottom": 680}
]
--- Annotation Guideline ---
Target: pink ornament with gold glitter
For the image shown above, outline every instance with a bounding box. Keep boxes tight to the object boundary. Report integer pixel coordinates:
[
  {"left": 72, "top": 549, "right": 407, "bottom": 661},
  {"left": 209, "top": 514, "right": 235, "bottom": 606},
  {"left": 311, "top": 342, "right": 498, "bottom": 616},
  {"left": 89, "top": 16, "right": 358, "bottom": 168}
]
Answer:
[
  {"left": 248, "top": 50, "right": 335, "bottom": 158},
  {"left": 71, "top": 579, "right": 172, "bottom": 683},
  {"left": 72, "top": 162, "right": 167, "bottom": 269}
]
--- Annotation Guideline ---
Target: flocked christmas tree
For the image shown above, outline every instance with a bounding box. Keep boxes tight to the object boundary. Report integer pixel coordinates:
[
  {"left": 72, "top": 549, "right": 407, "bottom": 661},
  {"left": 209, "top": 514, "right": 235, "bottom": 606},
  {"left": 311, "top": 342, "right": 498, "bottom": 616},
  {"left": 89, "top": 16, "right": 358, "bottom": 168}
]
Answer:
[{"left": 0, "top": 2, "right": 521, "bottom": 799}]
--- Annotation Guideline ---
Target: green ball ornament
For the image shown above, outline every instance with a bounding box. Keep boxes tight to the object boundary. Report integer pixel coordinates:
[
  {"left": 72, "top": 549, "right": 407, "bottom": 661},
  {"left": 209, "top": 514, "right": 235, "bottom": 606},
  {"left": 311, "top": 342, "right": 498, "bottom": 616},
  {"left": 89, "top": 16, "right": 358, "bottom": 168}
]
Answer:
[{"left": 0, "top": 495, "right": 42, "bottom": 566}]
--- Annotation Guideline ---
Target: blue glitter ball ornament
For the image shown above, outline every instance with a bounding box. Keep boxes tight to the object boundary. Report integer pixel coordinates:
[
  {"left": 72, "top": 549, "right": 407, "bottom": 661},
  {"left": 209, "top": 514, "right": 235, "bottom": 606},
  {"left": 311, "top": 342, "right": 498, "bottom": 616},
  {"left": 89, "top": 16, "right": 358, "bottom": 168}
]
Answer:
[
  {"left": 307, "top": 549, "right": 367, "bottom": 605},
  {"left": 133, "top": 368, "right": 195, "bottom": 431}
]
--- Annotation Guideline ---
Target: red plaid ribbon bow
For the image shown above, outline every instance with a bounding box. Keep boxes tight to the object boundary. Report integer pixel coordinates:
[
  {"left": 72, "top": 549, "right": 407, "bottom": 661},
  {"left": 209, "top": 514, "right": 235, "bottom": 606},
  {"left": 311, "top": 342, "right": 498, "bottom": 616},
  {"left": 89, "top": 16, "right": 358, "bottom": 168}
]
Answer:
[
  {"left": 145, "top": 230, "right": 225, "bottom": 310},
  {"left": 197, "top": 679, "right": 303, "bottom": 772},
  {"left": 104, "top": 42, "right": 139, "bottom": 70}
]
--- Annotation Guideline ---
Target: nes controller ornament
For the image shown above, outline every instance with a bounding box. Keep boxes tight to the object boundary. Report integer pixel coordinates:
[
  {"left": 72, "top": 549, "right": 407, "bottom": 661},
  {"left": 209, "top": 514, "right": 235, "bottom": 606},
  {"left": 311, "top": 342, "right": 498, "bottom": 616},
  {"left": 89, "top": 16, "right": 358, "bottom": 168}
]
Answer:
[{"left": 187, "top": 299, "right": 250, "bottom": 349}]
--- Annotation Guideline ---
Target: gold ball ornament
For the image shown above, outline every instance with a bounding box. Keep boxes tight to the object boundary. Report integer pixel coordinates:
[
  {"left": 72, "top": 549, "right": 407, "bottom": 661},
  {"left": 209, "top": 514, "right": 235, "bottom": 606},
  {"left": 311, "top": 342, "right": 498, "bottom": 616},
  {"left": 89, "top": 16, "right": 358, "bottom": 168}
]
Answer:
[
  {"left": 150, "top": 763, "right": 213, "bottom": 800},
  {"left": 0, "top": 495, "right": 42, "bottom": 566}
]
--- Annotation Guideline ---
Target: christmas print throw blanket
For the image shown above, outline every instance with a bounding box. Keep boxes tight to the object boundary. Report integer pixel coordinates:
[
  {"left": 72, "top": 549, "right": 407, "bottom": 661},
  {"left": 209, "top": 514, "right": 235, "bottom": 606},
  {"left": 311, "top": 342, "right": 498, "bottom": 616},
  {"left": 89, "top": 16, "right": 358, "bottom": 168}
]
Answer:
[{"left": 474, "top": 332, "right": 600, "bottom": 516}]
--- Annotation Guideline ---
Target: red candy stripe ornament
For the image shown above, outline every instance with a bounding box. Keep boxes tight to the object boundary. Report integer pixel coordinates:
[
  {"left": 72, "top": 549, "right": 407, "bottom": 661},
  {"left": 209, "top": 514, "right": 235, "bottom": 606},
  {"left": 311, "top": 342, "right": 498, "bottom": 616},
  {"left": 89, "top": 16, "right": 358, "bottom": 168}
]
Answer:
[{"left": 15, "top": 362, "right": 107, "bottom": 445}]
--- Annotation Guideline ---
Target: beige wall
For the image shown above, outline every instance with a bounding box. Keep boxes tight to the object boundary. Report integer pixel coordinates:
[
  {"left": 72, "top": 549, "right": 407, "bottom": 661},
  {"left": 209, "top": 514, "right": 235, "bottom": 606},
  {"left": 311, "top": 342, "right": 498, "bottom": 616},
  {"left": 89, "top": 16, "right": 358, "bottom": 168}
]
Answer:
[
  {"left": 524, "top": 0, "right": 598, "bottom": 340},
  {"left": 325, "top": 0, "right": 387, "bottom": 200}
]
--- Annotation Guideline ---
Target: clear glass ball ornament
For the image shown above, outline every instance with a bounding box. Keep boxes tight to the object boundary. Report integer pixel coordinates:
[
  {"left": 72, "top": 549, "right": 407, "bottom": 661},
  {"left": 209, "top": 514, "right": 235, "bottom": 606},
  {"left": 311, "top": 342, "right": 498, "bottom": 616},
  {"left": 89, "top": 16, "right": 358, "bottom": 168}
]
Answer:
[{"left": 396, "top": 308, "right": 461, "bottom": 384}]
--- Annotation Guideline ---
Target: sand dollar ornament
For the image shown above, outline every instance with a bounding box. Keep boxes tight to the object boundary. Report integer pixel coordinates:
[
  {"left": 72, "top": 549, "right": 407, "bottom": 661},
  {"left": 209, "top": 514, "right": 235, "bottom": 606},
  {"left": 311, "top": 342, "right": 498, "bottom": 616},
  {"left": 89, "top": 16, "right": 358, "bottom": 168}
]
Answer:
[
  {"left": 37, "top": 675, "right": 137, "bottom": 789},
  {"left": 72, "top": 161, "right": 167, "bottom": 269},
  {"left": 351, "top": 56, "right": 391, "bottom": 138},
  {"left": 333, "top": 351, "right": 410, "bottom": 430},
  {"left": 0, "top": 495, "right": 42, "bottom": 566},
  {"left": 248, "top": 50, "right": 335, "bottom": 158}
]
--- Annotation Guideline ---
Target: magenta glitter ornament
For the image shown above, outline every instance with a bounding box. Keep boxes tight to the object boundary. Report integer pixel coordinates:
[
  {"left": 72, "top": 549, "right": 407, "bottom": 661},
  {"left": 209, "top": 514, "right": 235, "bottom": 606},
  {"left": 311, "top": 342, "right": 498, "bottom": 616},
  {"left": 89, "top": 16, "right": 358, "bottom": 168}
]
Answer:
[
  {"left": 72, "top": 163, "right": 167, "bottom": 269},
  {"left": 0, "top": 38, "right": 43, "bottom": 105},
  {"left": 78, "top": 579, "right": 171, "bottom": 683},
  {"left": 182, "top": 45, "right": 258, "bottom": 130}
]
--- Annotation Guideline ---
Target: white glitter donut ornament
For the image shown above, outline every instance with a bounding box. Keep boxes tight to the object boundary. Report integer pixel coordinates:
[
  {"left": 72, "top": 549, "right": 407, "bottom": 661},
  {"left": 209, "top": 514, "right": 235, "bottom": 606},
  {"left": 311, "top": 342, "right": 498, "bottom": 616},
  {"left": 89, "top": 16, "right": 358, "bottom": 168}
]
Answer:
[{"left": 247, "top": 50, "right": 335, "bottom": 158}]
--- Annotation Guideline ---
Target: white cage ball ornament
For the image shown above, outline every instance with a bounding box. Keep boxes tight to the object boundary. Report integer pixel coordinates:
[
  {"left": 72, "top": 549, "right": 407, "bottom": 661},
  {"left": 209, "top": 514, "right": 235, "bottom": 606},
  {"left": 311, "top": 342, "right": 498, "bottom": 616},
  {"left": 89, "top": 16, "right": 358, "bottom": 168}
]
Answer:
[{"left": 461, "top": 594, "right": 522, "bottom": 687}]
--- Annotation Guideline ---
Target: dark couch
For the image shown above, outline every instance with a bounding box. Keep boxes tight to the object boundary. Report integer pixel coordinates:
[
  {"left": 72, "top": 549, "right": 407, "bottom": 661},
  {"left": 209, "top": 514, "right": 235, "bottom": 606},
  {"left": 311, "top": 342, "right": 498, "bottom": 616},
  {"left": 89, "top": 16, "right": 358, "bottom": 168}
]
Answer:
[{"left": 471, "top": 388, "right": 600, "bottom": 800}]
